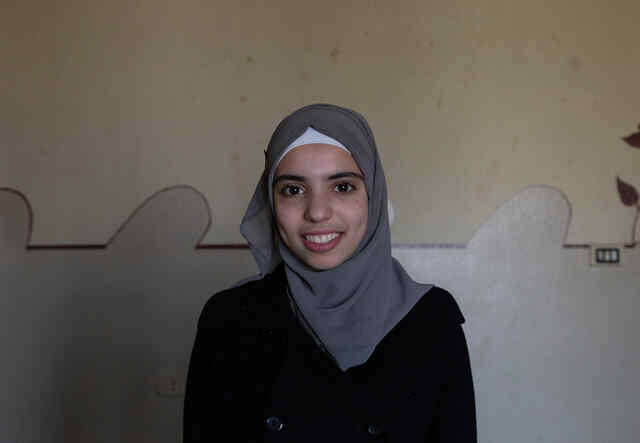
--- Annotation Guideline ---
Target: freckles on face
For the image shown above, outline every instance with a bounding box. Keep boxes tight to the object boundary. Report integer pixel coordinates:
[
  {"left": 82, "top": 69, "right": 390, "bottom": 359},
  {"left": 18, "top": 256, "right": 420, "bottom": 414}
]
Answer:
[{"left": 273, "top": 143, "right": 368, "bottom": 271}]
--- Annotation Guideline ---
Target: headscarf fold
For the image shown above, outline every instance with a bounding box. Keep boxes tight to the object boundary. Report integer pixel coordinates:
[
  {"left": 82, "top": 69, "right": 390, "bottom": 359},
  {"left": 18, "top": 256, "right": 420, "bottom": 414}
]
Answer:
[{"left": 241, "top": 104, "right": 432, "bottom": 371}]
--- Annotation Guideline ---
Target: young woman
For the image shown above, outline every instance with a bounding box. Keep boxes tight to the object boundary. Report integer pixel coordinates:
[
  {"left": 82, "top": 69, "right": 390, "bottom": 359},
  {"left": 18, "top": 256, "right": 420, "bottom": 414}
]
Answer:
[{"left": 184, "top": 104, "right": 476, "bottom": 442}]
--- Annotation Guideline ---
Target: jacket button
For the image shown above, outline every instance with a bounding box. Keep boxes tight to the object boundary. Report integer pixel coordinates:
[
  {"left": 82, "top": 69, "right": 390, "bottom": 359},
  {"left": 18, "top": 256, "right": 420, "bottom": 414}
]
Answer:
[
  {"left": 367, "top": 423, "right": 385, "bottom": 437},
  {"left": 265, "top": 416, "right": 284, "bottom": 432}
]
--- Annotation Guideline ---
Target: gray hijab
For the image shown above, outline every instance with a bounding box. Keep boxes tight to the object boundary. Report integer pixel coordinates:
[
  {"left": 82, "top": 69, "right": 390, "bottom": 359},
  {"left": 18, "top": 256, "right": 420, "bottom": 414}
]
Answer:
[{"left": 240, "top": 104, "right": 432, "bottom": 371}]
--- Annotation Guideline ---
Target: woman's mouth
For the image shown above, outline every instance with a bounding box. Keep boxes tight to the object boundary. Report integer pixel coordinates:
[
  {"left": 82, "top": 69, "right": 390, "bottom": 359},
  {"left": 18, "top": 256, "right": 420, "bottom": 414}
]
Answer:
[{"left": 302, "top": 232, "right": 343, "bottom": 252}]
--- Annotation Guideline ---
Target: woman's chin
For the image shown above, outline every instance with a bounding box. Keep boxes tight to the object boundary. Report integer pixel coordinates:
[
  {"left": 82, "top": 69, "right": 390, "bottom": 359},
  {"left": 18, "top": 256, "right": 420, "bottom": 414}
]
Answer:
[{"left": 300, "top": 252, "right": 347, "bottom": 271}]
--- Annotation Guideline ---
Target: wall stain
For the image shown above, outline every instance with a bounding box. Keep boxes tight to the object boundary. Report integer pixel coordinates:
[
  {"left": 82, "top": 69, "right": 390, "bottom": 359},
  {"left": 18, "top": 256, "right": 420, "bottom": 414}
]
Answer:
[
  {"left": 245, "top": 56, "right": 254, "bottom": 64},
  {"left": 330, "top": 47, "right": 340, "bottom": 63},
  {"left": 239, "top": 96, "right": 247, "bottom": 103},
  {"left": 568, "top": 56, "right": 583, "bottom": 71},
  {"left": 437, "top": 90, "right": 444, "bottom": 109},
  {"left": 566, "top": 156, "right": 575, "bottom": 168}
]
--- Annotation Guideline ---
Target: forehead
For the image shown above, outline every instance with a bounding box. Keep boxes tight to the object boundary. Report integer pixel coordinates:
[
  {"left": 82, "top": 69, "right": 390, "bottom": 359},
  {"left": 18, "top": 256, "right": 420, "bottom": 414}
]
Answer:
[{"left": 275, "top": 143, "right": 362, "bottom": 176}]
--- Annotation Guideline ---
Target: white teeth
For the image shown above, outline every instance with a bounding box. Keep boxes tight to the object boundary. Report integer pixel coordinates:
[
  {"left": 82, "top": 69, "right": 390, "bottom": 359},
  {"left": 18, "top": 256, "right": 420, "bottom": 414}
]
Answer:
[{"left": 305, "top": 233, "right": 340, "bottom": 244}]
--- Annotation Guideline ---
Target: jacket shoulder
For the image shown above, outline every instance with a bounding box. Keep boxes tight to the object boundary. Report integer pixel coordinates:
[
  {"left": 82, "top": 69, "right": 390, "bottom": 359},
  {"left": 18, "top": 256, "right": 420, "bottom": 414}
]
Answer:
[
  {"left": 197, "top": 267, "right": 287, "bottom": 330},
  {"left": 413, "top": 286, "right": 466, "bottom": 325}
]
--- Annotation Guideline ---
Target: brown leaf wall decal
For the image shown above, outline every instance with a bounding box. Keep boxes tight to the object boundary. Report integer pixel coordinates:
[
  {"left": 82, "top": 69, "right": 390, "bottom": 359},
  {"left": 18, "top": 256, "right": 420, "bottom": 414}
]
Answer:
[
  {"left": 622, "top": 125, "right": 640, "bottom": 148},
  {"left": 617, "top": 177, "right": 639, "bottom": 206},
  {"left": 622, "top": 132, "right": 640, "bottom": 148}
]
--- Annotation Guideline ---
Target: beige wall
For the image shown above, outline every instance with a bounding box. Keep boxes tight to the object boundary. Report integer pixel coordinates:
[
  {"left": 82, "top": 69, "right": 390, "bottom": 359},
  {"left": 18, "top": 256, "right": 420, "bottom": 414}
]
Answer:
[{"left": 3, "top": 0, "right": 640, "bottom": 245}]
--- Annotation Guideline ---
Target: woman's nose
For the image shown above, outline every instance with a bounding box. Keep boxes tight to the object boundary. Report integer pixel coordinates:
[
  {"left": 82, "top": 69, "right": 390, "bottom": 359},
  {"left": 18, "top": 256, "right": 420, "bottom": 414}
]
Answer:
[{"left": 304, "top": 191, "right": 332, "bottom": 222}]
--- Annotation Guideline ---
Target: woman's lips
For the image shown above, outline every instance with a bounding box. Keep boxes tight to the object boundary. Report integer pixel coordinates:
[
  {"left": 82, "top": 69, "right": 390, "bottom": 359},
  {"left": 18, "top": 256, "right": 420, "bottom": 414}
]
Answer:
[{"left": 302, "top": 232, "right": 343, "bottom": 252}]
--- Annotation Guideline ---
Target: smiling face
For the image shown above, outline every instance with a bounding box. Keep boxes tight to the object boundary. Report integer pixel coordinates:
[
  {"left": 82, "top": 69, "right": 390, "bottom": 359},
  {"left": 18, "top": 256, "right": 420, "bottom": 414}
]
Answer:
[{"left": 273, "top": 144, "right": 368, "bottom": 271}]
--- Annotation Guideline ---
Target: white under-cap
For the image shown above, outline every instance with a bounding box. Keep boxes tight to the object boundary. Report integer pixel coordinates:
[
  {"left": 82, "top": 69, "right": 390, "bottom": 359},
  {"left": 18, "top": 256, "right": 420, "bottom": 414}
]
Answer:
[
  {"left": 275, "top": 126, "right": 350, "bottom": 168},
  {"left": 268, "top": 127, "right": 351, "bottom": 196}
]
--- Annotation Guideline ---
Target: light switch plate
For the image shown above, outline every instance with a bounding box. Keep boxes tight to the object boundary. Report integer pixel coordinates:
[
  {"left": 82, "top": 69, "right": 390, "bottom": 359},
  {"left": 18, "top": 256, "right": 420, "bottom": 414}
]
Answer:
[{"left": 589, "top": 244, "right": 622, "bottom": 267}]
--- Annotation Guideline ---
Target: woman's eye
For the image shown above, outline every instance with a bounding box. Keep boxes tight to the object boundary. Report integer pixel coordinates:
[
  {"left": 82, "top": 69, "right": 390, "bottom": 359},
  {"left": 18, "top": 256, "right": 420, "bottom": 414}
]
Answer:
[
  {"left": 334, "top": 182, "right": 355, "bottom": 193},
  {"left": 280, "top": 184, "right": 304, "bottom": 196}
]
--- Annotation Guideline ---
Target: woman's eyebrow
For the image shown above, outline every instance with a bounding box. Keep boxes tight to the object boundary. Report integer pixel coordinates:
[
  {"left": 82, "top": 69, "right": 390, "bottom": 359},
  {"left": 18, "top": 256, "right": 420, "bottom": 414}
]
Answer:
[
  {"left": 273, "top": 174, "right": 306, "bottom": 185},
  {"left": 328, "top": 171, "right": 364, "bottom": 181},
  {"left": 273, "top": 171, "right": 365, "bottom": 185}
]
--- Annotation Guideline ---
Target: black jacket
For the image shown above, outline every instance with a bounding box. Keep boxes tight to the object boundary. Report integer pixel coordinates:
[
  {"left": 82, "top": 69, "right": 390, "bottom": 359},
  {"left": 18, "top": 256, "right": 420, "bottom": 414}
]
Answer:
[{"left": 184, "top": 265, "right": 476, "bottom": 442}]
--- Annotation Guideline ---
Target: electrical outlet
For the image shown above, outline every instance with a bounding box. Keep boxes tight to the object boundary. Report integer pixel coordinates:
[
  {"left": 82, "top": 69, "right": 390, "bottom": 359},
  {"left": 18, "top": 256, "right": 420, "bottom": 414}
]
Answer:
[
  {"left": 152, "top": 375, "right": 185, "bottom": 397},
  {"left": 589, "top": 244, "right": 622, "bottom": 267}
]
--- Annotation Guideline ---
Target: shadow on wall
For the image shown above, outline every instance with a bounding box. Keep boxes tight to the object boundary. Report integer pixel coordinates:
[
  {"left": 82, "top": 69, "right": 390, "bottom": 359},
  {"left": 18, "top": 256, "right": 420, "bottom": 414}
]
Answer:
[
  {"left": 1, "top": 185, "right": 639, "bottom": 443},
  {"left": 0, "top": 186, "right": 257, "bottom": 443}
]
